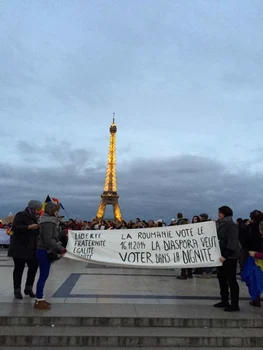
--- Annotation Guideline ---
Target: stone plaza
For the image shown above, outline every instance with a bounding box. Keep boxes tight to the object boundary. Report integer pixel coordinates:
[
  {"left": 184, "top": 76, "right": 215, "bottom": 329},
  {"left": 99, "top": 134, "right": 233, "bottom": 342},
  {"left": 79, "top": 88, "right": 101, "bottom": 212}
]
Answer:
[{"left": 0, "top": 248, "right": 263, "bottom": 349}]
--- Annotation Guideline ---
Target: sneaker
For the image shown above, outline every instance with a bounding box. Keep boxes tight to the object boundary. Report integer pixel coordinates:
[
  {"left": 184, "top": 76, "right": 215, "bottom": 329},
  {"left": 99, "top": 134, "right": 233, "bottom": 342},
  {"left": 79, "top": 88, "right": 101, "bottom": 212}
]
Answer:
[
  {"left": 24, "top": 289, "right": 36, "bottom": 298},
  {"left": 34, "top": 300, "right": 50, "bottom": 310},
  {"left": 249, "top": 300, "right": 261, "bottom": 307},
  {"left": 214, "top": 302, "right": 229, "bottom": 308},
  {"left": 224, "top": 305, "right": 240, "bottom": 312},
  {"left": 14, "top": 289, "right": 23, "bottom": 300},
  {"left": 177, "top": 275, "right": 187, "bottom": 280}
]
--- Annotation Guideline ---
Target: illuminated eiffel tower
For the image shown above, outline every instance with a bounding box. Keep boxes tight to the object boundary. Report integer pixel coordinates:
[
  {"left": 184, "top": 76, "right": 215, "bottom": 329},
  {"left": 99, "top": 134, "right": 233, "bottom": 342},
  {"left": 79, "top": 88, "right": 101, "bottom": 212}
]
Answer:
[{"left": 96, "top": 114, "right": 122, "bottom": 221}]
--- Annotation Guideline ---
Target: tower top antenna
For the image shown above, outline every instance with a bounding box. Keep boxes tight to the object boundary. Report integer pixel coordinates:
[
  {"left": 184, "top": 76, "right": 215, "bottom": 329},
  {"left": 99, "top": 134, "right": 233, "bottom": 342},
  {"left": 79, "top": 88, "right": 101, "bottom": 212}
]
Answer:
[
  {"left": 112, "top": 112, "right": 115, "bottom": 124},
  {"left": 96, "top": 118, "right": 122, "bottom": 221}
]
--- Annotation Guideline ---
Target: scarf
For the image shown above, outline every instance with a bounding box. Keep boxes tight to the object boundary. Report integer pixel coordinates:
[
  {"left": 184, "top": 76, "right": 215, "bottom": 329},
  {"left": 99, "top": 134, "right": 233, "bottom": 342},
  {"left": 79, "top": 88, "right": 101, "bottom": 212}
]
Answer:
[
  {"left": 26, "top": 207, "right": 40, "bottom": 220},
  {"left": 216, "top": 216, "right": 232, "bottom": 230},
  {"left": 40, "top": 213, "right": 59, "bottom": 226}
]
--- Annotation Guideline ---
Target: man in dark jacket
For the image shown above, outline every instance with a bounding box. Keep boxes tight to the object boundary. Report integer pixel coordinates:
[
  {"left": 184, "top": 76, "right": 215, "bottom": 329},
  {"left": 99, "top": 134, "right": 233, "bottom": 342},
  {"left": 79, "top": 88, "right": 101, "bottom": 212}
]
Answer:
[
  {"left": 214, "top": 206, "right": 240, "bottom": 312},
  {"left": 8, "top": 200, "right": 42, "bottom": 299}
]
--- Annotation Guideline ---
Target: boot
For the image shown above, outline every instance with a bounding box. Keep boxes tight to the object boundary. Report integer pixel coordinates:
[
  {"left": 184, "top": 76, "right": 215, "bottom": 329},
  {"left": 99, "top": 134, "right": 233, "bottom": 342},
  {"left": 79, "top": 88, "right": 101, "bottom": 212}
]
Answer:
[
  {"left": 214, "top": 301, "right": 229, "bottom": 308},
  {"left": 24, "top": 286, "right": 36, "bottom": 298},
  {"left": 224, "top": 305, "right": 240, "bottom": 312},
  {"left": 250, "top": 296, "right": 261, "bottom": 307},
  {"left": 14, "top": 288, "right": 23, "bottom": 300},
  {"left": 34, "top": 300, "right": 50, "bottom": 310},
  {"left": 177, "top": 275, "right": 187, "bottom": 280}
]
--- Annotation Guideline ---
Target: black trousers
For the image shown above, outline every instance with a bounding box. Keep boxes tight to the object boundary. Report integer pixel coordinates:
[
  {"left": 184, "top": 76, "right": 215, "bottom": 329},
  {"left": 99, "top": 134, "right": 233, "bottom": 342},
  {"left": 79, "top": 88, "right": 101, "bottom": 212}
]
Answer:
[
  {"left": 217, "top": 259, "right": 239, "bottom": 307},
  {"left": 239, "top": 248, "right": 248, "bottom": 272},
  {"left": 13, "top": 258, "right": 38, "bottom": 290},
  {"left": 181, "top": 268, "right": 192, "bottom": 277}
]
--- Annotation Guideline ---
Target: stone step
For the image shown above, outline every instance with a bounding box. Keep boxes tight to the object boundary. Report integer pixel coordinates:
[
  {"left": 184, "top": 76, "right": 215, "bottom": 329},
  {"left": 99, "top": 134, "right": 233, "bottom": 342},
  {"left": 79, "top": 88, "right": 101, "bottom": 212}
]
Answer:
[
  {"left": 0, "top": 326, "right": 262, "bottom": 347},
  {"left": 2, "top": 348, "right": 263, "bottom": 350},
  {"left": 1, "top": 315, "right": 262, "bottom": 328},
  {"left": 0, "top": 303, "right": 262, "bottom": 329}
]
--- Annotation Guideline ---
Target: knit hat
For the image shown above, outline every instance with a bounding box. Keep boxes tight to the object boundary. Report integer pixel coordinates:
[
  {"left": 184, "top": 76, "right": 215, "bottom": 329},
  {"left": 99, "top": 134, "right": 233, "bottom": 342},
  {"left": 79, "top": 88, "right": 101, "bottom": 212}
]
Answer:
[
  {"left": 218, "top": 206, "right": 233, "bottom": 217},
  {"left": 44, "top": 202, "right": 60, "bottom": 215},
  {"left": 200, "top": 213, "right": 209, "bottom": 220},
  {"left": 28, "top": 200, "right": 42, "bottom": 210}
]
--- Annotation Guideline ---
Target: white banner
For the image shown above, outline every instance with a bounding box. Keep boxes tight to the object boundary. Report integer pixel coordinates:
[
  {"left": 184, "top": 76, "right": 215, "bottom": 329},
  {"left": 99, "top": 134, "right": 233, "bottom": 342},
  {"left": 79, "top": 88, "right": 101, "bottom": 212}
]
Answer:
[
  {"left": 0, "top": 229, "right": 10, "bottom": 245},
  {"left": 65, "top": 221, "right": 222, "bottom": 269}
]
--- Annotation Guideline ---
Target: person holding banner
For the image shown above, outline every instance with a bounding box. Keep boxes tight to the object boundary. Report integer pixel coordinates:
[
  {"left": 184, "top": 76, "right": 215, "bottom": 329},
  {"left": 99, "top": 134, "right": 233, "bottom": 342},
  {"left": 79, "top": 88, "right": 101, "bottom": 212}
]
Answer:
[
  {"left": 8, "top": 200, "right": 42, "bottom": 299},
  {"left": 214, "top": 206, "right": 240, "bottom": 312},
  {"left": 34, "top": 202, "right": 67, "bottom": 310}
]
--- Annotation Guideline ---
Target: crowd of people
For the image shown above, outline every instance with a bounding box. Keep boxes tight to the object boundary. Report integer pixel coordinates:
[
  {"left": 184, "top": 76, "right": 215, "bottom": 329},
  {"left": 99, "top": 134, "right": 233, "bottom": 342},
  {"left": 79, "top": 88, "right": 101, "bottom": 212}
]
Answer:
[
  {"left": 3, "top": 200, "right": 263, "bottom": 313},
  {"left": 58, "top": 213, "right": 213, "bottom": 231},
  {"left": 0, "top": 220, "right": 12, "bottom": 230}
]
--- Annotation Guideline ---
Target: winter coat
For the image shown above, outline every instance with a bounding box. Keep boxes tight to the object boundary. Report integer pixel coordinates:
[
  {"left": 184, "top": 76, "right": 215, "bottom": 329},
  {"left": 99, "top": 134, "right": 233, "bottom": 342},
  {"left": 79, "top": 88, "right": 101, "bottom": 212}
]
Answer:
[
  {"left": 8, "top": 209, "right": 39, "bottom": 260},
  {"left": 216, "top": 217, "right": 240, "bottom": 259},
  {"left": 246, "top": 223, "right": 263, "bottom": 252},
  {"left": 37, "top": 213, "right": 65, "bottom": 254}
]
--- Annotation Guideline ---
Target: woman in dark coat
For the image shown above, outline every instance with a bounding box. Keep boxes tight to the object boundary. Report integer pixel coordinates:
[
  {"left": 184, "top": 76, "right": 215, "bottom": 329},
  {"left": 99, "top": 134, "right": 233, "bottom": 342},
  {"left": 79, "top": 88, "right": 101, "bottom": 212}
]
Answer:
[{"left": 8, "top": 200, "right": 42, "bottom": 299}]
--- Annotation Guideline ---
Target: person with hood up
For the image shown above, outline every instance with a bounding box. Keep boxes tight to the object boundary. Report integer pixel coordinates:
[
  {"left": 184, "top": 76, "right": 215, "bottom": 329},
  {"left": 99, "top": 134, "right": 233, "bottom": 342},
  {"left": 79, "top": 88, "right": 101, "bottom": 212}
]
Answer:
[
  {"left": 8, "top": 200, "right": 42, "bottom": 299},
  {"left": 34, "top": 202, "right": 67, "bottom": 310}
]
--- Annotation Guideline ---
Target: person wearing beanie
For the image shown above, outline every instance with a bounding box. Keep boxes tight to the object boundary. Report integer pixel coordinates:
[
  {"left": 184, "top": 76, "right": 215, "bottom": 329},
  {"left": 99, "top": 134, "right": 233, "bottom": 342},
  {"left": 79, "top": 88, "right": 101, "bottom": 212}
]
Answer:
[
  {"left": 200, "top": 213, "right": 209, "bottom": 221},
  {"left": 8, "top": 200, "right": 42, "bottom": 299},
  {"left": 34, "top": 202, "right": 67, "bottom": 310},
  {"left": 214, "top": 206, "right": 240, "bottom": 312}
]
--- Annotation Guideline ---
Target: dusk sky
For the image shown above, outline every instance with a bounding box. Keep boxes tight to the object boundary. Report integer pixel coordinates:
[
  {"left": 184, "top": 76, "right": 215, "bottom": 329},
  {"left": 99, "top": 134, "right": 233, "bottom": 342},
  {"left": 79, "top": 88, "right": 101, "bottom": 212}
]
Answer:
[{"left": 1, "top": 0, "right": 263, "bottom": 221}]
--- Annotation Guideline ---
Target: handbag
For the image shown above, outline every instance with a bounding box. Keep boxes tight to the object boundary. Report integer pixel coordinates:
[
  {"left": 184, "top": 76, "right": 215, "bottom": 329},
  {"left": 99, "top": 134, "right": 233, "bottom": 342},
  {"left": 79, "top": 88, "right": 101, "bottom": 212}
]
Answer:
[{"left": 47, "top": 250, "right": 60, "bottom": 263}]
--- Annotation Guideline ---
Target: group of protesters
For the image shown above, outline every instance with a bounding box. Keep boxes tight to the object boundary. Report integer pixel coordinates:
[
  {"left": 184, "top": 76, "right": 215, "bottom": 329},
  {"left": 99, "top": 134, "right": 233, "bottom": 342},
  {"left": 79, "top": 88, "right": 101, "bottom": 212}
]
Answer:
[
  {"left": 59, "top": 213, "right": 211, "bottom": 231},
  {"left": 3, "top": 199, "right": 263, "bottom": 313}
]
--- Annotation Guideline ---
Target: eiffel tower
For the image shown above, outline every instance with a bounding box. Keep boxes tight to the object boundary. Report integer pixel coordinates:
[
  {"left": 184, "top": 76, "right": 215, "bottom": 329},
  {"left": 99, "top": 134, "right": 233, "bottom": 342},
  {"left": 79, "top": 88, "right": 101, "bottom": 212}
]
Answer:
[{"left": 96, "top": 114, "right": 122, "bottom": 221}]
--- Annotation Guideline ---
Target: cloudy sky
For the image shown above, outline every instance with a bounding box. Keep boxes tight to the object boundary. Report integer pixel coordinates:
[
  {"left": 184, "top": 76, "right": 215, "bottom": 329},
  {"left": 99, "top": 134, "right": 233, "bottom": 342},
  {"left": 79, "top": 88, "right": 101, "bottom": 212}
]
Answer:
[{"left": 1, "top": 0, "right": 263, "bottom": 221}]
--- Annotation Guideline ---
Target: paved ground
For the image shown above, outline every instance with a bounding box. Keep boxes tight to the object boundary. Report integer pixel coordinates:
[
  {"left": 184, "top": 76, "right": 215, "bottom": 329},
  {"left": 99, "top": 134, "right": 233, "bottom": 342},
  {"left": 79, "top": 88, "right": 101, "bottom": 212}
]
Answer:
[
  {"left": 1, "top": 248, "right": 263, "bottom": 349},
  {"left": 0, "top": 248, "right": 257, "bottom": 309}
]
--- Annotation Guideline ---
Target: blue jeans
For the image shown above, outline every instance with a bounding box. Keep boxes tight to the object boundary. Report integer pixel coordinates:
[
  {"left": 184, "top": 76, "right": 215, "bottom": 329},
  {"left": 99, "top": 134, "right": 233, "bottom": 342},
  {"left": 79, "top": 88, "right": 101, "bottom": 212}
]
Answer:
[
  {"left": 36, "top": 249, "right": 51, "bottom": 299},
  {"left": 204, "top": 267, "right": 213, "bottom": 273}
]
